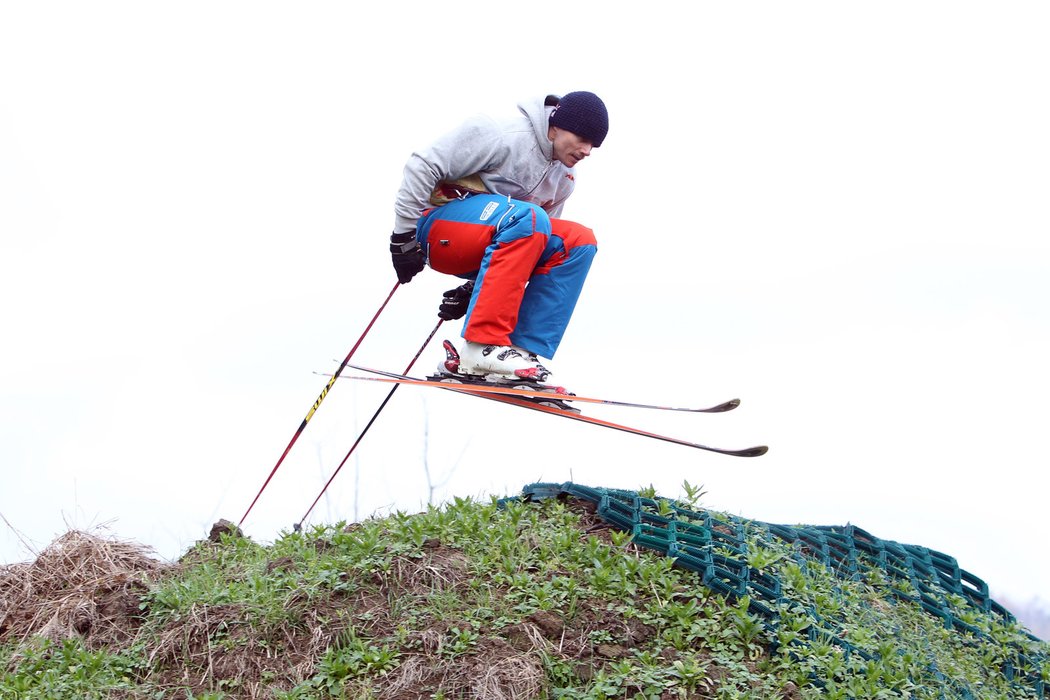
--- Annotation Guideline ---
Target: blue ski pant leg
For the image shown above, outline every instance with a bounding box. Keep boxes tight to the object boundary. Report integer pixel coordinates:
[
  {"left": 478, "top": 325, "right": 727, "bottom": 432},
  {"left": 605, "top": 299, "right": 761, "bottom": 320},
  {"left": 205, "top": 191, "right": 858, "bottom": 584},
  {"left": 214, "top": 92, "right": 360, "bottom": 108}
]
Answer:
[{"left": 509, "top": 219, "right": 597, "bottom": 359}]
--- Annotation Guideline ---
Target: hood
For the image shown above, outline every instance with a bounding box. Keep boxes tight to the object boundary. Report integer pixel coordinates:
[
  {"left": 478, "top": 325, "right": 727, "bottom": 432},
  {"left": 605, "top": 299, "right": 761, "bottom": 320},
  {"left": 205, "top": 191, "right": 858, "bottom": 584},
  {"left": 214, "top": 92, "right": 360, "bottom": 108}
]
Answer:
[{"left": 518, "top": 95, "right": 556, "bottom": 162}]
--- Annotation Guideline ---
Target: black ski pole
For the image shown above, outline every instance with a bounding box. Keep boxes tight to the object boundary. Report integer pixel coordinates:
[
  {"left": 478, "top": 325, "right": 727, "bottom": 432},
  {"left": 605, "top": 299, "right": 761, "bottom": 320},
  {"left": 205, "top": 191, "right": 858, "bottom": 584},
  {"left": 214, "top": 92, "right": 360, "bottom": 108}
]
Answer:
[
  {"left": 294, "top": 318, "right": 444, "bottom": 531},
  {"left": 239, "top": 281, "right": 400, "bottom": 527}
]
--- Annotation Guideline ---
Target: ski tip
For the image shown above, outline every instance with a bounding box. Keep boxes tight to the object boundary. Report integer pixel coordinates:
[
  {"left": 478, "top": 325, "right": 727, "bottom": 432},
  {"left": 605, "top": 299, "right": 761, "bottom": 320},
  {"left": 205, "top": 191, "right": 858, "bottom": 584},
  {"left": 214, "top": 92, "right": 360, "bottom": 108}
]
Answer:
[{"left": 704, "top": 398, "right": 741, "bottom": 413}]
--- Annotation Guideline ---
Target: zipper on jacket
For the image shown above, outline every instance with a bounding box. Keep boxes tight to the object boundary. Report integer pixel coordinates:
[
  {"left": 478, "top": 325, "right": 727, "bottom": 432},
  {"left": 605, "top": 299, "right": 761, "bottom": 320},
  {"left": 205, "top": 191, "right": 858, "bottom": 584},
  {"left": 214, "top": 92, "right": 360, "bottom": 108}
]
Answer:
[{"left": 523, "top": 161, "right": 555, "bottom": 199}]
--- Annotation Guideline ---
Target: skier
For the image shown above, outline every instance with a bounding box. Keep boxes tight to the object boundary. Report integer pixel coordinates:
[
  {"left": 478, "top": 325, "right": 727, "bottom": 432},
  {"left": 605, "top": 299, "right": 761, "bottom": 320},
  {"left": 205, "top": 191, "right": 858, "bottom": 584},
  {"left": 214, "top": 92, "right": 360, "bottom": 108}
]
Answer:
[{"left": 389, "top": 91, "right": 609, "bottom": 383}]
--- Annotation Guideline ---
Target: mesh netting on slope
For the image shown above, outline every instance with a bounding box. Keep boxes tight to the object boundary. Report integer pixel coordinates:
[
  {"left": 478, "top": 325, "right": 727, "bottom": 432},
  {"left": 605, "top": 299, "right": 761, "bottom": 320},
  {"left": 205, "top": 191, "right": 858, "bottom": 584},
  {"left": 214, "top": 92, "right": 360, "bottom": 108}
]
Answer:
[{"left": 512, "top": 482, "right": 1047, "bottom": 699}]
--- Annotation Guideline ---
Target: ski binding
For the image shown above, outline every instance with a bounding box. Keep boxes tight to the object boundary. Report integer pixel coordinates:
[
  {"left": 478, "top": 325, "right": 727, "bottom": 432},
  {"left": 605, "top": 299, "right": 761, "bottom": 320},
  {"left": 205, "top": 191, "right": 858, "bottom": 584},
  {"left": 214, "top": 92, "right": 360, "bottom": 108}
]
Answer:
[{"left": 431, "top": 340, "right": 579, "bottom": 413}]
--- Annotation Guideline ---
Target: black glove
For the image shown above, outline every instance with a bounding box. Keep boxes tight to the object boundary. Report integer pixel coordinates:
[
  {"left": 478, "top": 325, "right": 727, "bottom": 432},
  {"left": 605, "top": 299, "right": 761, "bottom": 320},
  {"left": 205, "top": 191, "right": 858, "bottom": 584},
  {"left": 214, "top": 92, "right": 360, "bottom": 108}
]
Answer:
[
  {"left": 438, "top": 280, "right": 475, "bottom": 320},
  {"left": 390, "top": 231, "right": 425, "bottom": 284}
]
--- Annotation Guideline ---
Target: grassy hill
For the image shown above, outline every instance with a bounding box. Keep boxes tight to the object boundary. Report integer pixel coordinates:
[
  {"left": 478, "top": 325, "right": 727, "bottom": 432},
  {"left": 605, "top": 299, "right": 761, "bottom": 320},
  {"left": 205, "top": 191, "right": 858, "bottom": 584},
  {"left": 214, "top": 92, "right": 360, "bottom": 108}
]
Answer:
[{"left": 1, "top": 482, "right": 1047, "bottom": 699}]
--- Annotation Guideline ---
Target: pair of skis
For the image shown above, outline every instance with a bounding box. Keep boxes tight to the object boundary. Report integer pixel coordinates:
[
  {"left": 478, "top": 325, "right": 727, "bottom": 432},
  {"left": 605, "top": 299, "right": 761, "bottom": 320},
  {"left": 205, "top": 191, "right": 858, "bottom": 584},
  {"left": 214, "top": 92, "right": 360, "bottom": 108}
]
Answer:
[{"left": 331, "top": 362, "right": 767, "bottom": 458}]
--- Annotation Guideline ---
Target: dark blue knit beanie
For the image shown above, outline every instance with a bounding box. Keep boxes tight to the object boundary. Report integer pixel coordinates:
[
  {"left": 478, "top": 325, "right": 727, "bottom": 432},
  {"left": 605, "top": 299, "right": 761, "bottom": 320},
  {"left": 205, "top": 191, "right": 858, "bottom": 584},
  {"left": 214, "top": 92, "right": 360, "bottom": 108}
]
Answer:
[{"left": 549, "top": 91, "right": 609, "bottom": 147}]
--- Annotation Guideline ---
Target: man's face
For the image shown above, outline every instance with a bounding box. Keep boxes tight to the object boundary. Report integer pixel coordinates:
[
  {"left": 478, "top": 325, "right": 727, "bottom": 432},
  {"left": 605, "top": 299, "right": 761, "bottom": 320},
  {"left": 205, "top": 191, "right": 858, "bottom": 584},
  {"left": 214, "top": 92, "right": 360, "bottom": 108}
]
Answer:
[{"left": 549, "top": 126, "right": 594, "bottom": 168}]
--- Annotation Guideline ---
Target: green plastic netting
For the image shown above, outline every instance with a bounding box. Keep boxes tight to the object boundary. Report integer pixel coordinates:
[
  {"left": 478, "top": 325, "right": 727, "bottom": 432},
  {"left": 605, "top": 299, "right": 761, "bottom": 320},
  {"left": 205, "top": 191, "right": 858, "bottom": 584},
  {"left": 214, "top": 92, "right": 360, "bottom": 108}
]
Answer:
[{"left": 509, "top": 482, "right": 1047, "bottom": 699}]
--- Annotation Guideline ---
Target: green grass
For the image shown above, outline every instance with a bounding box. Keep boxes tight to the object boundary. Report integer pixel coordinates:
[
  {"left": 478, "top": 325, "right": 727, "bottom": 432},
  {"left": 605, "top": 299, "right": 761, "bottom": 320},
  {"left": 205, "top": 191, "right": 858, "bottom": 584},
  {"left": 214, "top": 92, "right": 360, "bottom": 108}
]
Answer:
[{"left": 2, "top": 488, "right": 1047, "bottom": 699}]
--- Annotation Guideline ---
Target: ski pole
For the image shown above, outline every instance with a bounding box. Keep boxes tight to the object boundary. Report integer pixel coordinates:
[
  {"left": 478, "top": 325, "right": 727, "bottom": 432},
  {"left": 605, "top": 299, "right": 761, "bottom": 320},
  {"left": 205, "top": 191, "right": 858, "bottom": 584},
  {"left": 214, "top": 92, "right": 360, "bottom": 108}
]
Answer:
[
  {"left": 294, "top": 318, "right": 444, "bottom": 531},
  {"left": 239, "top": 280, "right": 400, "bottom": 527}
]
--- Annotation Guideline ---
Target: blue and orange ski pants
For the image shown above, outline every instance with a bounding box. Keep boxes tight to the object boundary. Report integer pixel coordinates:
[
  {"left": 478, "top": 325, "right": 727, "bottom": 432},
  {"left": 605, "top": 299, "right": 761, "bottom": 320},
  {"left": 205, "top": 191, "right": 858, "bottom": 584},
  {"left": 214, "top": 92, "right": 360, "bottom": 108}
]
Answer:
[{"left": 416, "top": 193, "right": 596, "bottom": 359}]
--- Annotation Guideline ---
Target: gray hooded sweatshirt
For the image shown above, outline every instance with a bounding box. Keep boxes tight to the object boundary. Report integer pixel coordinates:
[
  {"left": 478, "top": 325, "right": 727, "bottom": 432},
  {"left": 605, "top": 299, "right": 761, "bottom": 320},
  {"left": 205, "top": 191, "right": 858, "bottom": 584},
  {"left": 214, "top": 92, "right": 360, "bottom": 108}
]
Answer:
[{"left": 393, "top": 96, "right": 576, "bottom": 234}]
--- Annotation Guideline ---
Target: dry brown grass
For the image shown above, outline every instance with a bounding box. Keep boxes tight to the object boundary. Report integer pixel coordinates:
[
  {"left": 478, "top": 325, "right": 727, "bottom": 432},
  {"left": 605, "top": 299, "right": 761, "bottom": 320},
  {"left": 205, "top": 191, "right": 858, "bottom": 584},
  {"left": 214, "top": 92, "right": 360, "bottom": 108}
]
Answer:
[
  {"left": 379, "top": 639, "right": 546, "bottom": 700},
  {"left": 0, "top": 529, "right": 166, "bottom": 649}
]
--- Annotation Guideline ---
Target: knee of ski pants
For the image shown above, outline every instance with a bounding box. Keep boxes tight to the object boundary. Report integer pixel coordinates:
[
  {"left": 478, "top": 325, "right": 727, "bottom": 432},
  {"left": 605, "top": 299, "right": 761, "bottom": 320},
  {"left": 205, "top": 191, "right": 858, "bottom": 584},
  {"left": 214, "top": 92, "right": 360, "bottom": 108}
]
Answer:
[
  {"left": 416, "top": 196, "right": 552, "bottom": 277},
  {"left": 540, "top": 219, "right": 597, "bottom": 268}
]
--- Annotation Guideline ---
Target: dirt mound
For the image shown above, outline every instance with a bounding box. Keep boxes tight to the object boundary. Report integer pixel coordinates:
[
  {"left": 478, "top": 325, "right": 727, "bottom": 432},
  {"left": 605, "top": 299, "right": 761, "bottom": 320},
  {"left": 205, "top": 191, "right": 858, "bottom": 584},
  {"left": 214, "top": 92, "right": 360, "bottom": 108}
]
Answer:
[{"left": 0, "top": 529, "right": 166, "bottom": 648}]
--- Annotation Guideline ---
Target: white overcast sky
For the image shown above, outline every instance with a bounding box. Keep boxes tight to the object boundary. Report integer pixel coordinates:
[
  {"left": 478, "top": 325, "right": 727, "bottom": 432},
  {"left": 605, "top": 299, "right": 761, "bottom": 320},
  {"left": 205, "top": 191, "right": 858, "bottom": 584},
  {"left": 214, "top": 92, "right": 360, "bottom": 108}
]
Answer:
[{"left": 2, "top": 3, "right": 1048, "bottom": 613}]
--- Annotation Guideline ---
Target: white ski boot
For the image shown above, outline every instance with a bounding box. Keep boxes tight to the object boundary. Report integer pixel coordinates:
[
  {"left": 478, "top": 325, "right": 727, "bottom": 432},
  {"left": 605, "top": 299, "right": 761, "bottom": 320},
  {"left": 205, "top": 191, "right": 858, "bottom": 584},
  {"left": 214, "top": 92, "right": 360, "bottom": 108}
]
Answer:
[{"left": 439, "top": 340, "right": 550, "bottom": 382}]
